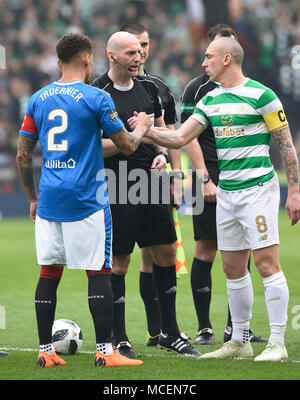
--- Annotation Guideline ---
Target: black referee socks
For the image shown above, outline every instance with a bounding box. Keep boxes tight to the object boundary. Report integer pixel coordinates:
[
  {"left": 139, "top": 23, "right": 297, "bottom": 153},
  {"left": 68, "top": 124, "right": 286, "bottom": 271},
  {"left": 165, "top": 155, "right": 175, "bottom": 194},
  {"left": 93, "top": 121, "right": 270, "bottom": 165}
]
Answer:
[
  {"left": 190, "top": 258, "right": 213, "bottom": 331},
  {"left": 111, "top": 273, "right": 128, "bottom": 343},
  {"left": 152, "top": 263, "right": 180, "bottom": 336},
  {"left": 139, "top": 271, "right": 161, "bottom": 337}
]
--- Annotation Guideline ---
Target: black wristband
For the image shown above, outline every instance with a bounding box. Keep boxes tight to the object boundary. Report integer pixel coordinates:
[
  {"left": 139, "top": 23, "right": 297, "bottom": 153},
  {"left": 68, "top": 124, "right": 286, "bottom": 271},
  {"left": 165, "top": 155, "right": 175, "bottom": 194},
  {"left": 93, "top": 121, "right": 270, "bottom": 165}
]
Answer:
[{"left": 157, "top": 151, "right": 170, "bottom": 164}]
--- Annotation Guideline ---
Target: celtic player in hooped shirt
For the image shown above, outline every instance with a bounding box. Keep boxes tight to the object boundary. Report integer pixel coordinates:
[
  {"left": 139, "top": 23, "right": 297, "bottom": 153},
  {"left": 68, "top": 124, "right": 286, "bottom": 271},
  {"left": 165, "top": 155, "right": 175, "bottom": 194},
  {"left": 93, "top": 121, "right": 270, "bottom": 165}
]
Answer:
[
  {"left": 193, "top": 78, "right": 285, "bottom": 191},
  {"left": 130, "top": 37, "right": 300, "bottom": 362}
]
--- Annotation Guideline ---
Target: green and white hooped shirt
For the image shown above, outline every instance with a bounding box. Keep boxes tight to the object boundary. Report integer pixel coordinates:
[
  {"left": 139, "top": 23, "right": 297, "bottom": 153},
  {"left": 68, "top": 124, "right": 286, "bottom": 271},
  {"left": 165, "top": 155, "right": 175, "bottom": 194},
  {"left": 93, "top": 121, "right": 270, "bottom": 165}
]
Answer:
[{"left": 192, "top": 78, "right": 288, "bottom": 191}]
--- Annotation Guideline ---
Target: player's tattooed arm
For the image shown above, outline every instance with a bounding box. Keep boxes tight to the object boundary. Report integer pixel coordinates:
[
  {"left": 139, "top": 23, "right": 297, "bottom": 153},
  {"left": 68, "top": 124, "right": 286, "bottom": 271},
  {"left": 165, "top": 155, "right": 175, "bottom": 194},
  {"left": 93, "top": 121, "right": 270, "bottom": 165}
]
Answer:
[
  {"left": 271, "top": 125, "right": 299, "bottom": 190},
  {"left": 16, "top": 135, "right": 38, "bottom": 202},
  {"left": 272, "top": 124, "right": 300, "bottom": 225},
  {"left": 110, "top": 112, "right": 152, "bottom": 155},
  {"left": 110, "top": 126, "right": 145, "bottom": 155}
]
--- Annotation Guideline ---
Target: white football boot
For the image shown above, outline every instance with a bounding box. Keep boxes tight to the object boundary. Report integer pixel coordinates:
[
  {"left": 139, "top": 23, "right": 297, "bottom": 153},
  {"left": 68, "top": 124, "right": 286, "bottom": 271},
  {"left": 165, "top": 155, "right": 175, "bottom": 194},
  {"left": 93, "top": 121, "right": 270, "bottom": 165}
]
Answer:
[
  {"left": 254, "top": 341, "right": 288, "bottom": 362},
  {"left": 201, "top": 339, "right": 253, "bottom": 359}
]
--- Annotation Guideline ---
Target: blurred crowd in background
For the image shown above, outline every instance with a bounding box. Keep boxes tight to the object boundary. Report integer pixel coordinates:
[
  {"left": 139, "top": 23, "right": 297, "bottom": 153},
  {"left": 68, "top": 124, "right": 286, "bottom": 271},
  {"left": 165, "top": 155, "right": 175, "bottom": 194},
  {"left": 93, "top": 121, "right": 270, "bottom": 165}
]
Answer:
[{"left": 1, "top": 0, "right": 300, "bottom": 195}]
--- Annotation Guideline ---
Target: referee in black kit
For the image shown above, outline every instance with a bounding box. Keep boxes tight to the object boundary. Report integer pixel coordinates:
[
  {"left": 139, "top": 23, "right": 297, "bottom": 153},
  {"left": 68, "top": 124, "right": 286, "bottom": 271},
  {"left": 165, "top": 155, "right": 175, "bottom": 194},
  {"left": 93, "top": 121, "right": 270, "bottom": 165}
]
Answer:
[
  {"left": 93, "top": 31, "right": 199, "bottom": 358},
  {"left": 181, "top": 23, "right": 267, "bottom": 346},
  {"left": 119, "top": 22, "right": 184, "bottom": 348}
]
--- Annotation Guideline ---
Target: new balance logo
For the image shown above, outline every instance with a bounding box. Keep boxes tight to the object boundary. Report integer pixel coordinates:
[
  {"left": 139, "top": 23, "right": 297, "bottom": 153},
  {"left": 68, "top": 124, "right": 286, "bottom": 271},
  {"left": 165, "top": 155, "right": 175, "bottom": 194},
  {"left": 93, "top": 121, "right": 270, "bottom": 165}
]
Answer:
[
  {"left": 260, "top": 234, "right": 268, "bottom": 241},
  {"left": 165, "top": 286, "right": 177, "bottom": 294}
]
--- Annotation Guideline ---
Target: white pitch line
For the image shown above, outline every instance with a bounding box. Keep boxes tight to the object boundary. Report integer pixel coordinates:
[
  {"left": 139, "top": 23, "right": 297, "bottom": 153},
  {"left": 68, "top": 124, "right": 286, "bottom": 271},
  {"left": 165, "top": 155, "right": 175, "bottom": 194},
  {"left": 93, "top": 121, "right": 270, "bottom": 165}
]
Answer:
[
  {"left": 1, "top": 347, "right": 38, "bottom": 352},
  {"left": 1, "top": 347, "right": 300, "bottom": 362},
  {"left": 0, "top": 347, "right": 180, "bottom": 358}
]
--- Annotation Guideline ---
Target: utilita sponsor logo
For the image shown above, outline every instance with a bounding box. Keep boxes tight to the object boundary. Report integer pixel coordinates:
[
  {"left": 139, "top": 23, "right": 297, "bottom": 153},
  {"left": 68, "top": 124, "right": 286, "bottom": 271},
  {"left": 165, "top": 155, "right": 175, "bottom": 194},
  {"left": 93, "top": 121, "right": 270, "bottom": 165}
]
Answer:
[{"left": 45, "top": 158, "right": 76, "bottom": 169}]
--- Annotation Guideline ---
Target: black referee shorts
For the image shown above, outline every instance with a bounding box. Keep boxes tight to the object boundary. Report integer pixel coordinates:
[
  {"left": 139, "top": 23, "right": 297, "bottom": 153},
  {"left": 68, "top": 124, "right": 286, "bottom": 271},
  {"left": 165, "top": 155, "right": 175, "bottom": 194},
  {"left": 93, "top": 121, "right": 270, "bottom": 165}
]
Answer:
[
  {"left": 192, "top": 168, "right": 219, "bottom": 242},
  {"left": 110, "top": 202, "right": 177, "bottom": 255}
]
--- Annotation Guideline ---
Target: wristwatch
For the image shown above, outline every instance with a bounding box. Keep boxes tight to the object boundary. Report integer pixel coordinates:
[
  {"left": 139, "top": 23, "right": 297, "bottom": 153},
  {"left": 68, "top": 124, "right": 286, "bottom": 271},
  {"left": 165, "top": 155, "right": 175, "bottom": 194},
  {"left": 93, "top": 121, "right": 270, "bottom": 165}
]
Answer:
[
  {"left": 157, "top": 151, "right": 170, "bottom": 164},
  {"left": 170, "top": 171, "right": 186, "bottom": 180},
  {"left": 203, "top": 174, "right": 211, "bottom": 183}
]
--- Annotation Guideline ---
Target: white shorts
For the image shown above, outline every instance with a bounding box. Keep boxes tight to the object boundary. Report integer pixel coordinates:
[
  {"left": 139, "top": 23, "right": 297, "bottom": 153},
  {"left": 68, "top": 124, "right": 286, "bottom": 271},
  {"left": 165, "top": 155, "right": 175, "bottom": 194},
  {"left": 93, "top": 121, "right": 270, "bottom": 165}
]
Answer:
[
  {"left": 35, "top": 208, "right": 112, "bottom": 270},
  {"left": 216, "top": 175, "right": 280, "bottom": 251}
]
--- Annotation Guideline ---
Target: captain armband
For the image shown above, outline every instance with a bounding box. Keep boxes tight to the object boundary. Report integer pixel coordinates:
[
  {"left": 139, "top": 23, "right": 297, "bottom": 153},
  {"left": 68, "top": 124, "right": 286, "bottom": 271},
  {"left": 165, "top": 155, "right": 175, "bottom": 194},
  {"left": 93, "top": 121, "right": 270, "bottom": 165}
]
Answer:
[{"left": 263, "top": 108, "right": 288, "bottom": 131}]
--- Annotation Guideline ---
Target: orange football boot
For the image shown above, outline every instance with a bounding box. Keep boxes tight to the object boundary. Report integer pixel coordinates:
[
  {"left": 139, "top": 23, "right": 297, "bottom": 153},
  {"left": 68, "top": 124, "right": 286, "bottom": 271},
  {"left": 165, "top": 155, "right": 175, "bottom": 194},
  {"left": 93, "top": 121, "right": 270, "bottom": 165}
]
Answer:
[
  {"left": 94, "top": 349, "right": 143, "bottom": 367},
  {"left": 37, "top": 351, "right": 67, "bottom": 367}
]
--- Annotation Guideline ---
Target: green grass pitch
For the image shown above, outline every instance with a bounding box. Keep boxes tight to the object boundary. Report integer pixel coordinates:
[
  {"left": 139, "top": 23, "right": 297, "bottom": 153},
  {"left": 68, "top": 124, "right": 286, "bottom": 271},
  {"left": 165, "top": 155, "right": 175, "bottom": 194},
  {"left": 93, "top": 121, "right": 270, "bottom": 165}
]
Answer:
[{"left": 0, "top": 211, "right": 300, "bottom": 381}]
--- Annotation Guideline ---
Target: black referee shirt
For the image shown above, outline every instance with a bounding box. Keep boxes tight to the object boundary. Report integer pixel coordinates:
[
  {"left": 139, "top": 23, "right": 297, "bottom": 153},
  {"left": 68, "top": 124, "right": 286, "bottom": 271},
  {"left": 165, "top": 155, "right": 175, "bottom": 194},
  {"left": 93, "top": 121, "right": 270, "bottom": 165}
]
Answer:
[
  {"left": 144, "top": 70, "right": 177, "bottom": 126},
  {"left": 93, "top": 72, "right": 162, "bottom": 172},
  {"left": 180, "top": 73, "right": 218, "bottom": 168}
]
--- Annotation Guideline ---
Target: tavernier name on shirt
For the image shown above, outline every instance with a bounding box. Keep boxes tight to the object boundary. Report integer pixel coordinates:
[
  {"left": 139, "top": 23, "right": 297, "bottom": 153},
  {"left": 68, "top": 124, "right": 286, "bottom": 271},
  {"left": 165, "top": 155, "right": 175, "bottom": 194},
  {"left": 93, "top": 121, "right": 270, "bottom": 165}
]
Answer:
[{"left": 39, "top": 86, "right": 83, "bottom": 102}]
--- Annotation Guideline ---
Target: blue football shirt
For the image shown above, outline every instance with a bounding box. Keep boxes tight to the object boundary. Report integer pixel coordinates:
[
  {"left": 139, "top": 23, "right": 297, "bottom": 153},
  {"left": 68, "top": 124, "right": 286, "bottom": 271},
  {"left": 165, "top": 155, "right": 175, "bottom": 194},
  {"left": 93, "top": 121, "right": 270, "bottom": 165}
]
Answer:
[{"left": 19, "top": 80, "right": 124, "bottom": 221}]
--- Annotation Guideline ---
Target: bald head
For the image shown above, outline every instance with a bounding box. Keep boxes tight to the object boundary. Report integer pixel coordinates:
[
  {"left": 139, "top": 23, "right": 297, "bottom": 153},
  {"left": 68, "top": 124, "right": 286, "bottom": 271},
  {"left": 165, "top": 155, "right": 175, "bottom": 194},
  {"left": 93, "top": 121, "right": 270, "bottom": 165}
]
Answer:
[
  {"left": 210, "top": 37, "right": 244, "bottom": 66},
  {"left": 107, "top": 31, "right": 140, "bottom": 53},
  {"left": 106, "top": 31, "right": 142, "bottom": 78}
]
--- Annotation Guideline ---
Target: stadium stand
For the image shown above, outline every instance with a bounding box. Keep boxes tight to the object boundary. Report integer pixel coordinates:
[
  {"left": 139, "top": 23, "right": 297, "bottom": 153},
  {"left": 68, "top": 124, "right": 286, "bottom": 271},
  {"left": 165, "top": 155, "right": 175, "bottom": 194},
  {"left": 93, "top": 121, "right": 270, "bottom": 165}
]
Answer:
[{"left": 1, "top": 0, "right": 300, "bottom": 215}]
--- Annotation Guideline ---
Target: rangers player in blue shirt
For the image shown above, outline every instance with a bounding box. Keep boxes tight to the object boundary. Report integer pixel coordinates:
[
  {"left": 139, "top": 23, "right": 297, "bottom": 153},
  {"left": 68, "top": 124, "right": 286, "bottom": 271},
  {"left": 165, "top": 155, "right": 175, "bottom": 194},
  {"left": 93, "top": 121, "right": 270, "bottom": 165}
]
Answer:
[{"left": 16, "top": 32, "right": 151, "bottom": 368}]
